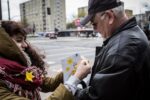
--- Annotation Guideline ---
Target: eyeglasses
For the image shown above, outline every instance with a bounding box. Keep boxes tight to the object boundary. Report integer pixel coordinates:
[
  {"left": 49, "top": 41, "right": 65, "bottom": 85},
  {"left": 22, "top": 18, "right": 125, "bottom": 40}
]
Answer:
[{"left": 90, "top": 12, "right": 106, "bottom": 29}]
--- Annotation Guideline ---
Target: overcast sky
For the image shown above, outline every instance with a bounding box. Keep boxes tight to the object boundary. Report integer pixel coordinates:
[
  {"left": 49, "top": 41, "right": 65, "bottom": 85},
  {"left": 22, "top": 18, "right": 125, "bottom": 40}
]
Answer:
[{"left": 1, "top": 0, "right": 150, "bottom": 22}]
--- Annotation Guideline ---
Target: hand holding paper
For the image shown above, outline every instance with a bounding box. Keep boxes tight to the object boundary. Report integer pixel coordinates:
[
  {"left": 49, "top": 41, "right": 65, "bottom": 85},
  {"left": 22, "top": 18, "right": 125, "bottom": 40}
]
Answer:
[
  {"left": 74, "top": 59, "right": 91, "bottom": 80},
  {"left": 61, "top": 53, "right": 91, "bottom": 82},
  {"left": 61, "top": 53, "right": 82, "bottom": 82}
]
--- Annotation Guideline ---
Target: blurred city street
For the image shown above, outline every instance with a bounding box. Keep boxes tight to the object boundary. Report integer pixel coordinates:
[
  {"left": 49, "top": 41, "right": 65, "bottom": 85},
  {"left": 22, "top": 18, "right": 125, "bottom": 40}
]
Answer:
[{"left": 28, "top": 36, "right": 103, "bottom": 99}]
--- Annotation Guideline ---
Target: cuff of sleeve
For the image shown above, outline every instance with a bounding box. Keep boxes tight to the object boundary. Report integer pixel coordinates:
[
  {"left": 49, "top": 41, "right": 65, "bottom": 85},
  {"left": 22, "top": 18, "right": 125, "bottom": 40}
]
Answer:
[
  {"left": 65, "top": 75, "right": 81, "bottom": 87},
  {"left": 64, "top": 75, "right": 81, "bottom": 95}
]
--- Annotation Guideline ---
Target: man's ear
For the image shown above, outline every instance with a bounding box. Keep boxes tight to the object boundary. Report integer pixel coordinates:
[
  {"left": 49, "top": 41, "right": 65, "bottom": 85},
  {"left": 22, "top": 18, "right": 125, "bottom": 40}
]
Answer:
[{"left": 106, "top": 10, "right": 114, "bottom": 25}]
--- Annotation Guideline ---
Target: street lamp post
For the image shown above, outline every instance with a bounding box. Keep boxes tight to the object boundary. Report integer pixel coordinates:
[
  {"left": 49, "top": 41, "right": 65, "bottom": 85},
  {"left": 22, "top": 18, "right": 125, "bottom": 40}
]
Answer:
[
  {"left": 7, "top": 0, "right": 10, "bottom": 20},
  {"left": 0, "top": 0, "right": 2, "bottom": 20}
]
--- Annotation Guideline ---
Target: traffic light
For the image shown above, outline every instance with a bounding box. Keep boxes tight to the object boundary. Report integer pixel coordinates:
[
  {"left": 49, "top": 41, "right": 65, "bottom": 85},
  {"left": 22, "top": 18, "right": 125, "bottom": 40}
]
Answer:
[{"left": 47, "top": 7, "right": 51, "bottom": 15}]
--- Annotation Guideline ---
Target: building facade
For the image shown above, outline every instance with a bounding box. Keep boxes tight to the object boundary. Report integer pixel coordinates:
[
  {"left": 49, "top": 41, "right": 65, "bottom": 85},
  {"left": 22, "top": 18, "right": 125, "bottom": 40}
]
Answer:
[
  {"left": 135, "top": 11, "right": 150, "bottom": 29},
  {"left": 125, "top": 9, "right": 133, "bottom": 18},
  {"left": 78, "top": 6, "right": 92, "bottom": 28},
  {"left": 145, "top": 11, "right": 150, "bottom": 31},
  {"left": 20, "top": 0, "right": 66, "bottom": 32},
  {"left": 78, "top": 7, "right": 88, "bottom": 18}
]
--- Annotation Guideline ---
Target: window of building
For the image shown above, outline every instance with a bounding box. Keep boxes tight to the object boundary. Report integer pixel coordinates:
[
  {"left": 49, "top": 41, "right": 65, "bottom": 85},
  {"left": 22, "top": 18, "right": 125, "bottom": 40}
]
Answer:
[{"left": 47, "top": 7, "right": 51, "bottom": 15}]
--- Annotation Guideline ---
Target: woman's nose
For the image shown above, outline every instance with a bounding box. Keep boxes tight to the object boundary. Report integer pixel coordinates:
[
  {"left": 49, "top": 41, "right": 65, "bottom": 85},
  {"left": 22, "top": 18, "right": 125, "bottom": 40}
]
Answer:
[{"left": 21, "top": 41, "right": 28, "bottom": 48}]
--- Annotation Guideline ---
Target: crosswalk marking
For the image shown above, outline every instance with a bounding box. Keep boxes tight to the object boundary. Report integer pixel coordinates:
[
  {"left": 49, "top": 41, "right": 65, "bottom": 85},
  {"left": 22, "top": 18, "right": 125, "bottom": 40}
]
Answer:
[
  {"left": 46, "top": 49, "right": 94, "bottom": 57},
  {"left": 46, "top": 61, "right": 55, "bottom": 65},
  {"left": 29, "top": 37, "right": 101, "bottom": 67}
]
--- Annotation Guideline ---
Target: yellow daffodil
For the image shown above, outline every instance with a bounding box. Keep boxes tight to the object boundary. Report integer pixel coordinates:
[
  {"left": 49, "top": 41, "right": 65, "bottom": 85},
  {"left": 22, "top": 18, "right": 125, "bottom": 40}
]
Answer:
[
  {"left": 66, "top": 66, "right": 70, "bottom": 72},
  {"left": 71, "top": 69, "right": 76, "bottom": 75},
  {"left": 71, "top": 65, "right": 78, "bottom": 75},
  {"left": 25, "top": 71, "right": 35, "bottom": 82},
  {"left": 67, "top": 58, "right": 73, "bottom": 65},
  {"left": 74, "top": 65, "right": 78, "bottom": 70}
]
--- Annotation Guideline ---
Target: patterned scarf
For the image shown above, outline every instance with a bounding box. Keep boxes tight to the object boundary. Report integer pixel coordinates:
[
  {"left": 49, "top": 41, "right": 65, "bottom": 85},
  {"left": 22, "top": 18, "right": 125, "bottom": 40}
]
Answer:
[{"left": 0, "top": 58, "right": 43, "bottom": 100}]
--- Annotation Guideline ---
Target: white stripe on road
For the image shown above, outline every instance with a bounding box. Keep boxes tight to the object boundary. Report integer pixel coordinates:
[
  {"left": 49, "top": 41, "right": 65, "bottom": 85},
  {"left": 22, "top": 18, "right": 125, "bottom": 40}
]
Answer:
[
  {"left": 30, "top": 40, "right": 52, "bottom": 43},
  {"left": 29, "top": 38, "right": 82, "bottom": 43},
  {"left": 52, "top": 68, "right": 63, "bottom": 73},
  {"left": 46, "top": 50, "right": 94, "bottom": 57},
  {"left": 44, "top": 47, "right": 92, "bottom": 53},
  {"left": 46, "top": 61, "right": 55, "bottom": 65}
]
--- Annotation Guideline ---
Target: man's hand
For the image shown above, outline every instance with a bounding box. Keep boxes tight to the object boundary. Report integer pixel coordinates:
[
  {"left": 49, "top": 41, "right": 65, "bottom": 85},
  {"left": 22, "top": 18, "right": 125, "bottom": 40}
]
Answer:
[{"left": 74, "top": 59, "right": 91, "bottom": 80}]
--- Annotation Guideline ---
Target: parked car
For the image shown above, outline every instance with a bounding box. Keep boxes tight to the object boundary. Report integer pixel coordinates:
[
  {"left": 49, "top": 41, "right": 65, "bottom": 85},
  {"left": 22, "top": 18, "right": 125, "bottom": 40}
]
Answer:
[
  {"left": 37, "top": 32, "right": 57, "bottom": 39},
  {"left": 45, "top": 32, "right": 50, "bottom": 37},
  {"left": 49, "top": 32, "right": 57, "bottom": 39},
  {"left": 37, "top": 32, "right": 46, "bottom": 37}
]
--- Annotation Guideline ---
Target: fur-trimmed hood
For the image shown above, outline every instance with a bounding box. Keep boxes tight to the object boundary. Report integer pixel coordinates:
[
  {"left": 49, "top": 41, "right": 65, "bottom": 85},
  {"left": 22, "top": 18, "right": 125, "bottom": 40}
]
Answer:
[{"left": 0, "top": 27, "right": 28, "bottom": 66}]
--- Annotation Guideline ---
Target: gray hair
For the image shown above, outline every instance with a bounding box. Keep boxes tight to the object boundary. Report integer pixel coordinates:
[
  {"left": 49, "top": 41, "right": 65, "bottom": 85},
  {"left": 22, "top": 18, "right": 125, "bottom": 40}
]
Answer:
[
  {"left": 112, "top": 4, "right": 125, "bottom": 18},
  {"left": 98, "top": 3, "right": 125, "bottom": 20}
]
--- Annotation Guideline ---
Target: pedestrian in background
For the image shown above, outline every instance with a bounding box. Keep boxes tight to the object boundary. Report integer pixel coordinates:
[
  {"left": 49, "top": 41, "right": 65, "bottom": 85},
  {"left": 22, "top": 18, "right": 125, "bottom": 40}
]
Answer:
[{"left": 144, "top": 24, "right": 150, "bottom": 40}]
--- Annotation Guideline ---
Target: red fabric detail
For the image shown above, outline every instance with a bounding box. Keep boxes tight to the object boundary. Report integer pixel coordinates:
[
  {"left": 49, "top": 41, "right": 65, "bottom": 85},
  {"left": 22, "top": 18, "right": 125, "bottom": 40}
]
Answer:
[{"left": 0, "top": 58, "right": 42, "bottom": 90}]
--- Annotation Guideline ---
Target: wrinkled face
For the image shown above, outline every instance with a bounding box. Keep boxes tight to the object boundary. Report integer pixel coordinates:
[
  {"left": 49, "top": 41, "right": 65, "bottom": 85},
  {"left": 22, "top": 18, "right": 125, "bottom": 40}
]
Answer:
[
  {"left": 11, "top": 34, "right": 28, "bottom": 51},
  {"left": 91, "top": 10, "right": 115, "bottom": 39}
]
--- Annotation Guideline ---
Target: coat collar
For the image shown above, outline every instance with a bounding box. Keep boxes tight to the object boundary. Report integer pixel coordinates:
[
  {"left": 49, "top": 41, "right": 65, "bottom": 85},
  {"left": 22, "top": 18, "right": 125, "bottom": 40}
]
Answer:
[{"left": 103, "top": 17, "right": 137, "bottom": 46}]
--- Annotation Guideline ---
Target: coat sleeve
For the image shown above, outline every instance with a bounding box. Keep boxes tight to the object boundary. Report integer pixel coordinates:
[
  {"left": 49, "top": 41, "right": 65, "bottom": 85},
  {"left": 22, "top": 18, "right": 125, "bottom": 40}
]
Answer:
[
  {"left": 0, "top": 86, "right": 28, "bottom": 100},
  {"left": 40, "top": 72, "right": 64, "bottom": 92},
  {"left": 0, "top": 82, "right": 74, "bottom": 100},
  {"left": 76, "top": 66, "right": 132, "bottom": 100},
  {"left": 46, "top": 84, "right": 75, "bottom": 100}
]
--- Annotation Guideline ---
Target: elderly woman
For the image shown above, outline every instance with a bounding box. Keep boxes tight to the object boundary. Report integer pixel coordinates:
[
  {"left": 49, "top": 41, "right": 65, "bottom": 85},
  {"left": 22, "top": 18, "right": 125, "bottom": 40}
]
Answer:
[{"left": 0, "top": 21, "right": 65, "bottom": 100}]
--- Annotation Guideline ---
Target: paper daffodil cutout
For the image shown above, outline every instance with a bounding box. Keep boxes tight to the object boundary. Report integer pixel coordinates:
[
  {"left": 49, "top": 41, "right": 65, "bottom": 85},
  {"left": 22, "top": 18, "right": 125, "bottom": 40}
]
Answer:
[
  {"left": 66, "top": 66, "right": 70, "bottom": 72},
  {"left": 71, "top": 69, "right": 76, "bottom": 75},
  {"left": 71, "top": 65, "right": 78, "bottom": 75},
  {"left": 67, "top": 58, "right": 73, "bottom": 65},
  {"left": 25, "top": 71, "right": 35, "bottom": 82}
]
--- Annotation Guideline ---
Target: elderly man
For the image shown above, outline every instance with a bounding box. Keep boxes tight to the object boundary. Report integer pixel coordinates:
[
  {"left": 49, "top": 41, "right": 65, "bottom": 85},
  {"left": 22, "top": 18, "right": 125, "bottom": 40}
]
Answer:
[{"left": 53, "top": 0, "right": 150, "bottom": 100}]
